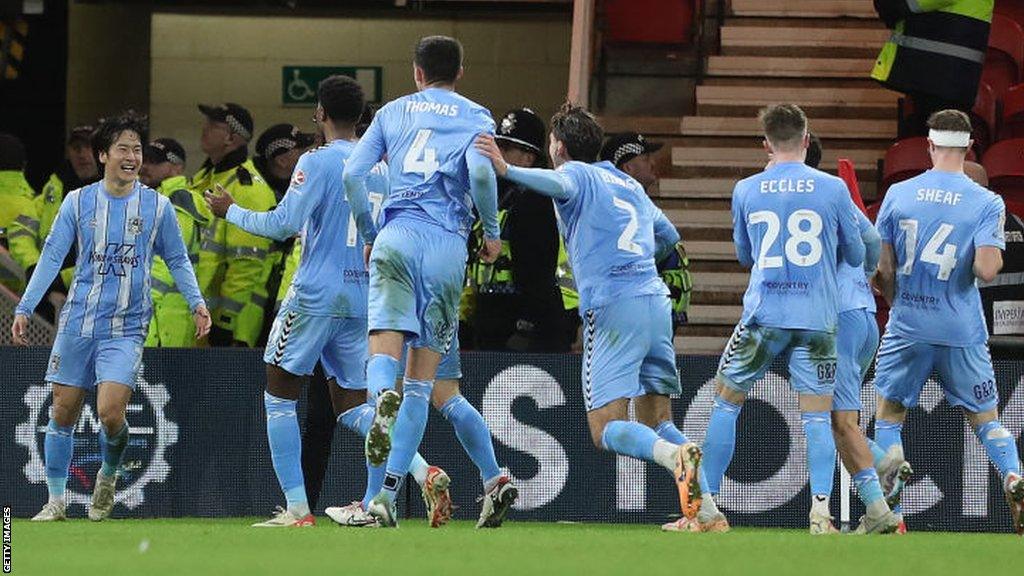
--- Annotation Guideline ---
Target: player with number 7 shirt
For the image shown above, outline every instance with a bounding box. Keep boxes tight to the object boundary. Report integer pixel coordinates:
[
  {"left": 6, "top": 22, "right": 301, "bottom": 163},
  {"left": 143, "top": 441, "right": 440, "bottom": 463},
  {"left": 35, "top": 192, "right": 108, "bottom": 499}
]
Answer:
[
  {"left": 692, "top": 104, "right": 875, "bottom": 533},
  {"left": 870, "top": 109, "right": 1024, "bottom": 535},
  {"left": 474, "top": 102, "right": 705, "bottom": 532}
]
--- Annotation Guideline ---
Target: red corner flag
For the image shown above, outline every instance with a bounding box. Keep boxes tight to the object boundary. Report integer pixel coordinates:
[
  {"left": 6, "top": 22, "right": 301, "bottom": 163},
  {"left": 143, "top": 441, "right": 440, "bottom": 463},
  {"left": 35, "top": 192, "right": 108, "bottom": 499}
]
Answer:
[{"left": 838, "top": 158, "right": 868, "bottom": 215}]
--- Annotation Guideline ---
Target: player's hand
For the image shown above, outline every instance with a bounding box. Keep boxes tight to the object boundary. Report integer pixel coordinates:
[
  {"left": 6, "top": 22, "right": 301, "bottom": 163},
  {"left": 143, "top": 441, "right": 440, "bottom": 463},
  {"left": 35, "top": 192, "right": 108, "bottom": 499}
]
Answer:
[
  {"left": 363, "top": 243, "right": 373, "bottom": 268},
  {"left": 474, "top": 134, "right": 508, "bottom": 177},
  {"left": 478, "top": 237, "right": 502, "bottom": 264},
  {"left": 11, "top": 314, "right": 29, "bottom": 346},
  {"left": 193, "top": 304, "right": 212, "bottom": 339},
  {"left": 204, "top": 184, "right": 235, "bottom": 218}
]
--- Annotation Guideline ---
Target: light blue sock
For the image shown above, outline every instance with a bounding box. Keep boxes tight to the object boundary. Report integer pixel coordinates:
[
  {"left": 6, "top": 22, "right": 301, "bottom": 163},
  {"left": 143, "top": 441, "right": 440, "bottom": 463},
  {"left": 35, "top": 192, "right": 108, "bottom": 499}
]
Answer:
[
  {"left": 975, "top": 420, "right": 1022, "bottom": 479},
  {"left": 367, "top": 354, "right": 399, "bottom": 400},
  {"left": 600, "top": 420, "right": 659, "bottom": 461},
  {"left": 44, "top": 420, "right": 74, "bottom": 501},
  {"left": 99, "top": 423, "right": 129, "bottom": 477},
  {"left": 264, "top": 391, "right": 308, "bottom": 516},
  {"left": 382, "top": 378, "right": 433, "bottom": 501},
  {"left": 338, "top": 403, "right": 375, "bottom": 436},
  {"left": 852, "top": 467, "right": 885, "bottom": 507},
  {"left": 867, "top": 438, "right": 887, "bottom": 467},
  {"left": 873, "top": 418, "right": 904, "bottom": 514},
  {"left": 655, "top": 420, "right": 689, "bottom": 445},
  {"left": 802, "top": 411, "right": 836, "bottom": 497},
  {"left": 441, "top": 395, "right": 501, "bottom": 484},
  {"left": 699, "top": 396, "right": 742, "bottom": 494}
]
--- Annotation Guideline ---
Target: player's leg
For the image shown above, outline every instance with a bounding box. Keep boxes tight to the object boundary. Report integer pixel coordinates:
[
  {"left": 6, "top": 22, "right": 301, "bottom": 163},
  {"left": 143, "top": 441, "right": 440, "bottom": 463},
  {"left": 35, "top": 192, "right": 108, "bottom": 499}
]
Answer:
[
  {"left": 938, "top": 344, "right": 1024, "bottom": 534},
  {"left": 33, "top": 333, "right": 93, "bottom": 521},
  {"left": 253, "top": 310, "right": 328, "bottom": 527},
  {"left": 636, "top": 395, "right": 689, "bottom": 445},
  {"left": 698, "top": 324, "right": 788, "bottom": 531},
  {"left": 831, "top": 310, "right": 896, "bottom": 534},
  {"left": 88, "top": 337, "right": 144, "bottom": 522}
]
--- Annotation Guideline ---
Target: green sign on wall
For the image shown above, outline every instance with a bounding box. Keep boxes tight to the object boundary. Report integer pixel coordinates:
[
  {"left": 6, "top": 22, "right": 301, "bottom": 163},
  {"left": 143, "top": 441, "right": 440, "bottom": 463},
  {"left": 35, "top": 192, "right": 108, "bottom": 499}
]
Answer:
[{"left": 282, "top": 66, "right": 383, "bottom": 106}]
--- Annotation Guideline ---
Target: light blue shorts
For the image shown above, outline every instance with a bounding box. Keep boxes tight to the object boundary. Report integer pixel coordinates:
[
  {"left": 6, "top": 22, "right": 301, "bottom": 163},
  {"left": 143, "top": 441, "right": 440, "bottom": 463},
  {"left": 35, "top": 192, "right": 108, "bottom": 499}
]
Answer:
[
  {"left": 46, "top": 333, "right": 143, "bottom": 390},
  {"left": 367, "top": 219, "right": 466, "bottom": 355},
  {"left": 833, "top": 309, "right": 879, "bottom": 412},
  {"left": 264, "top": 309, "right": 368, "bottom": 389},
  {"left": 397, "top": 332, "right": 463, "bottom": 381},
  {"left": 717, "top": 324, "right": 836, "bottom": 396},
  {"left": 873, "top": 332, "right": 998, "bottom": 413},
  {"left": 582, "top": 294, "right": 680, "bottom": 411}
]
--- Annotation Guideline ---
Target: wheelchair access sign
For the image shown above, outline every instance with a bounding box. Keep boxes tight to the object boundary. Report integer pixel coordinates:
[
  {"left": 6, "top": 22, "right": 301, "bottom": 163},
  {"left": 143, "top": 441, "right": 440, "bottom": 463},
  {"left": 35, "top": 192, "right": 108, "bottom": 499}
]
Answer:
[{"left": 282, "top": 66, "right": 382, "bottom": 106}]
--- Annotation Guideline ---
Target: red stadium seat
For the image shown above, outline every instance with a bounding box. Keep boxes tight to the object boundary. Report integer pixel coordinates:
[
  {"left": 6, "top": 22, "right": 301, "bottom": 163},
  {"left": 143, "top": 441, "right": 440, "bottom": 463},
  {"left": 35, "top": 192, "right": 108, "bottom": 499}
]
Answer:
[
  {"left": 1001, "top": 83, "right": 1024, "bottom": 139},
  {"left": 881, "top": 137, "right": 978, "bottom": 194},
  {"left": 971, "top": 81, "right": 996, "bottom": 153},
  {"left": 995, "top": 1, "right": 1024, "bottom": 29},
  {"left": 983, "top": 138, "right": 1024, "bottom": 203},
  {"left": 865, "top": 201, "right": 882, "bottom": 223},
  {"left": 1005, "top": 199, "right": 1024, "bottom": 219},
  {"left": 981, "top": 14, "right": 1024, "bottom": 100}
]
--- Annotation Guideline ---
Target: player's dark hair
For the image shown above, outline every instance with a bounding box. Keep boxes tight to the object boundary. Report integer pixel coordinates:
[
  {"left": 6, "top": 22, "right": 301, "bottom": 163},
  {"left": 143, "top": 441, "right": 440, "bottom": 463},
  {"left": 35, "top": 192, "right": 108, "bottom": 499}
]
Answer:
[
  {"left": 92, "top": 110, "right": 148, "bottom": 162},
  {"left": 927, "top": 109, "right": 973, "bottom": 149},
  {"left": 759, "top": 104, "right": 807, "bottom": 150},
  {"left": 414, "top": 35, "right": 463, "bottom": 85},
  {"left": 356, "top": 103, "right": 378, "bottom": 138},
  {"left": 0, "top": 133, "right": 26, "bottom": 170},
  {"left": 550, "top": 102, "right": 604, "bottom": 163},
  {"left": 805, "top": 132, "right": 822, "bottom": 169},
  {"left": 318, "top": 75, "right": 365, "bottom": 125}
]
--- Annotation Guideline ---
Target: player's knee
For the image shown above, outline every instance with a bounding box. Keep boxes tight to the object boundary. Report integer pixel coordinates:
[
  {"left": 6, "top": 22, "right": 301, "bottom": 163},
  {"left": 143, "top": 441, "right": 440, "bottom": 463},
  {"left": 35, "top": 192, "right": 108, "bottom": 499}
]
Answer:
[
  {"left": 98, "top": 406, "right": 125, "bottom": 434},
  {"left": 50, "top": 403, "right": 79, "bottom": 427}
]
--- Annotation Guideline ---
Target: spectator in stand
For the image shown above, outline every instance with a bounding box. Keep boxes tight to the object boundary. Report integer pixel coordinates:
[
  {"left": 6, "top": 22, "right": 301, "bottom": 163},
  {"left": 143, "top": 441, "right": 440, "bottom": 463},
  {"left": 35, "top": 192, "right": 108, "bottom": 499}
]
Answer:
[
  {"left": 965, "top": 161, "right": 1024, "bottom": 356},
  {"left": 465, "top": 108, "right": 567, "bottom": 352},
  {"left": 601, "top": 132, "right": 693, "bottom": 335},
  {"left": 0, "top": 133, "right": 41, "bottom": 296},
  {"left": 872, "top": 0, "right": 993, "bottom": 136}
]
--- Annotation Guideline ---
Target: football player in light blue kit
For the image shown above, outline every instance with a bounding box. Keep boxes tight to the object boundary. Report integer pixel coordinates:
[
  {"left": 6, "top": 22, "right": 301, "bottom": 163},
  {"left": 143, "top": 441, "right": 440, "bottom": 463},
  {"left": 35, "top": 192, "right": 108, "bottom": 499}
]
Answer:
[
  {"left": 207, "top": 75, "right": 400, "bottom": 527},
  {"left": 803, "top": 144, "right": 900, "bottom": 535},
  {"left": 12, "top": 112, "right": 211, "bottom": 522},
  {"left": 474, "top": 103, "right": 705, "bottom": 530},
  {"left": 695, "top": 104, "right": 867, "bottom": 533},
  {"left": 344, "top": 36, "right": 513, "bottom": 528},
  {"left": 871, "top": 109, "right": 1024, "bottom": 535}
]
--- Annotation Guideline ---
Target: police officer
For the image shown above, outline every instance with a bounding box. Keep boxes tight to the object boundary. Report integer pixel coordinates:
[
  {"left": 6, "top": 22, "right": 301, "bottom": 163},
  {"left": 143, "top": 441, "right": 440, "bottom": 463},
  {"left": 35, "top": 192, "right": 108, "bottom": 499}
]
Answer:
[
  {"left": 253, "top": 123, "right": 316, "bottom": 202},
  {"left": 191, "top": 103, "right": 278, "bottom": 347},
  {"left": 601, "top": 132, "right": 692, "bottom": 334},
  {"left": 466, "top": 108, "right": 567, "bottom": 352},
  {"left": 139, "top": 138, "right": 212, "bottom": 347},
  {"left": 0, "top": 133, "right": 40, "bottom": 295},
  {"left": 872, "top": 0, "right": 993, "bottom": 136}
]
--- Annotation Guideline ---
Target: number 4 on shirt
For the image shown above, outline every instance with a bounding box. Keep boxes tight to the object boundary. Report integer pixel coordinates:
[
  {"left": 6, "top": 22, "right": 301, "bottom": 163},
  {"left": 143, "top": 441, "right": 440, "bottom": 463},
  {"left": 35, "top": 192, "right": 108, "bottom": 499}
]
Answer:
[{"left": 898, "top": 219, "right": 957, "bottom": 281}]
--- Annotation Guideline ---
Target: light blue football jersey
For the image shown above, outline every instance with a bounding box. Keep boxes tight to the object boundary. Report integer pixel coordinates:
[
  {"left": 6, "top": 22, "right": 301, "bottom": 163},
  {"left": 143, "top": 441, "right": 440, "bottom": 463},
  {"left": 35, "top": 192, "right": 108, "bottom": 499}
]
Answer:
[
  {"left": 16, "top": 180, "right": 204, "bottom": 338},
  {"left": 877, "top": 169, "right": 1006, "bottom": 346},
  {"left": 732, "top": 161, "right": 864, "bottom": 332},
  {"left": 554, "top": 161, "right": 677, "bottom": 311},
  {"left": 227, "top": 139, "right": 388, "bottom": 318},
  {"left": 345, "top": 87, "right": 496, "bottom": 238},
  {"left": 838, "top": 210, "right": 878, "bottom": 314}
]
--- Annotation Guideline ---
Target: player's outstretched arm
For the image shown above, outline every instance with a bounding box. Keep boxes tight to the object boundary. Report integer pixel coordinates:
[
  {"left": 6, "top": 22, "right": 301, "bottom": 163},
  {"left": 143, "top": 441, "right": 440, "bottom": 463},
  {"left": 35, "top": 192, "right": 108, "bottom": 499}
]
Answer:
[
  {"left": 155, "top": 200, "right": 209, "bottom": 338},
  {"left": 14, "top": 192, "right": 77, "bottom": 322},
  {"left": 474, "top": 135, "right": 573, "bottom": 201},
  {"left": 858, "top": 211, "right": 881, "bottom": 274},
  {"left": 215, "top": 157, "right": 321, "bottom": 241},
  {"left": 343, "top": 113, "right": 386, "bottom": 246},
  {"left": 873, "top": 242, "right": 897, "bottom": 306}
]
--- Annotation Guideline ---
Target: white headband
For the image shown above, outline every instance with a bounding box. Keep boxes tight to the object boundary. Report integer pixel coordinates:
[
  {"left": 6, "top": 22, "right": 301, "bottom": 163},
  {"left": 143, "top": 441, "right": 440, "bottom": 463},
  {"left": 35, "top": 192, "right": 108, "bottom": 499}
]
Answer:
[{"left": 929, "top": 129, "right": 971, "bottom": 148}]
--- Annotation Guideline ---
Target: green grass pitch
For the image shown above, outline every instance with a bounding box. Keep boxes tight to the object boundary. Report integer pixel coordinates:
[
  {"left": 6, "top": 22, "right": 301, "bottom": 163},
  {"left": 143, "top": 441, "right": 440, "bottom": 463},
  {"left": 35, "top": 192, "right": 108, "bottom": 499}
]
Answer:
[{"left": 8, "top": 518, "right": 1021, "bottom": 575}]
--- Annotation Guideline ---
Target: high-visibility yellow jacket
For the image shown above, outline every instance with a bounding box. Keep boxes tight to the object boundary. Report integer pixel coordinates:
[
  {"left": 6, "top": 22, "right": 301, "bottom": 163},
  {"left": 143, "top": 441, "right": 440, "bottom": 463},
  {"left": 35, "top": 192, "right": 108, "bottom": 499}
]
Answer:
[
  {"left": 872, "top": 0, "right": 993, "bottom": 106},
  {"left": 191, "top": 149, "right": 278, "bottom": 346},
  {"left": 0, "top": 171, "right": 40, "bottom": 293},
  {"left": 145, "top": 175, "right": 211, "bottom": 347},
  {"left": 275, "top": 238, "right": 302, "bottom": 309}
]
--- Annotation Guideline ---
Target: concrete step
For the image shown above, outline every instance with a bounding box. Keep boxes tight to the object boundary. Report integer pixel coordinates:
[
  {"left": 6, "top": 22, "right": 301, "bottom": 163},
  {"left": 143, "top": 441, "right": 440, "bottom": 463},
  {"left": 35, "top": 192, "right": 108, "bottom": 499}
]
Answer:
[
  {"left": 730, "top": 0, "right": 877, "bottom": 18},
  {"left": 598, "top": 116, "right": 682, "bottom": 136},
  {"left": 674, "top": 335, "right": 729, "bottom": 356},
  {"left": 720, "top": 25, "right": 889, "bottom": 51},
  {"left": 685, "top": 241, "right": 739, "bottom": 261},
  {"left": 687, "top": 304, "right": 745, "bottom": 325},
  {"left": 663, "top": 209, "right": 733, "bottom": 227},
  {"left": 692, "top": 271, "right": 749, "bottom": 291},
  {"left": 707, "top": 55, "right": 875, "bottom": 78},
  {"left": 695, "top": 85, "right": 898, "bottom": 110},
  {"left": 681, "top": 116, "right": 896, "bottom": 140},
  {"left": 672, "top": 146, "right": 884, "bottom": 168}
]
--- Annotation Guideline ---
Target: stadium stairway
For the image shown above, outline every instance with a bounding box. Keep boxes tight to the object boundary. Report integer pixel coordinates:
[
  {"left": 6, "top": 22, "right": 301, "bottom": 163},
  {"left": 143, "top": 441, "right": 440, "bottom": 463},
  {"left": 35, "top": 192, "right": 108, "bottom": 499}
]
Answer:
[{"left": 601, "top": 0, "right": 897, "bottom": 355}]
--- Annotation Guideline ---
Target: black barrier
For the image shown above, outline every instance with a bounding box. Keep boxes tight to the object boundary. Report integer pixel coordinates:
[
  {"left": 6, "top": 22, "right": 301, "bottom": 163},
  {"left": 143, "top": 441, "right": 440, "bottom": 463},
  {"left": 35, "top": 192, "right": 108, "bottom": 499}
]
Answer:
[{"left": 1, "top": 347, "right": 1022, "bottom": 531}]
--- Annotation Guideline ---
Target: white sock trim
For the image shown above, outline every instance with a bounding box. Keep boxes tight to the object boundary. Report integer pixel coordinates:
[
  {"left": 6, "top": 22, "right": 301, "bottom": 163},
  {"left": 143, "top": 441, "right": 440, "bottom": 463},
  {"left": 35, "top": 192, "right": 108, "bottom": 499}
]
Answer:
[{"left": 652, "top": 439, "right": 678, "bottom": 472}]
